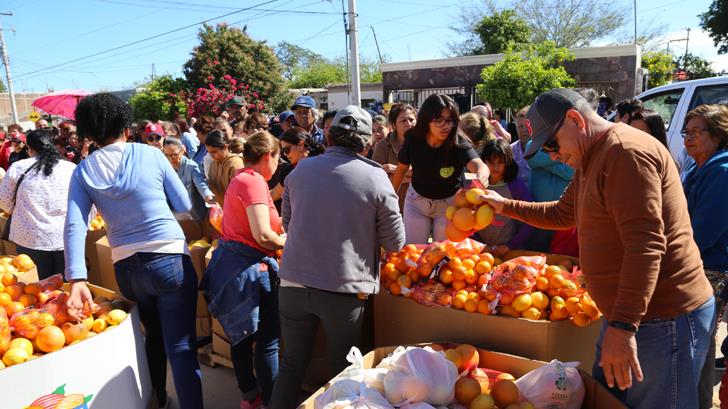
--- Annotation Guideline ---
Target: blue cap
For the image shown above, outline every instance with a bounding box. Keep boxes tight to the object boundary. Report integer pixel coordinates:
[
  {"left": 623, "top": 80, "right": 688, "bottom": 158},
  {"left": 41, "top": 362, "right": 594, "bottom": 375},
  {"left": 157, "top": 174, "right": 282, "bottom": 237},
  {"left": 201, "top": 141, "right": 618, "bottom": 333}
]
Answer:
[
  {"left": 291, "top": 95, "right": 317, "bottom": 109},
  {"left": 278, "top": 111, "right": 294, "bottom": 122}
]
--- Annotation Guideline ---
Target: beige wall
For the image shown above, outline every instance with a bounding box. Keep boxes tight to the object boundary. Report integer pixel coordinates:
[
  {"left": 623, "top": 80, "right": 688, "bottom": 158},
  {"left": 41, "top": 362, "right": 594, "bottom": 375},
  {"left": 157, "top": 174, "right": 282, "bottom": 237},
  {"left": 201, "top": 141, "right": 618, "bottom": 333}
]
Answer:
[{"left": 0, "top": 93, "right": 46, "bottom": 127}]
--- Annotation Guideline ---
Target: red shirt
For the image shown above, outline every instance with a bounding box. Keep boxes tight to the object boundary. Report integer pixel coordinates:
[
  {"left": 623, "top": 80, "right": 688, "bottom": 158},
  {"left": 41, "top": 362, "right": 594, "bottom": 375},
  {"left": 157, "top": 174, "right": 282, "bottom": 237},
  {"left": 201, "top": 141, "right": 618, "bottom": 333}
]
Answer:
[
  {"left": 221, "top": 168, "right": 282, "bottom": 256},
  {"left": 0, "top": 140, "right": 12, "bottom": 170}
]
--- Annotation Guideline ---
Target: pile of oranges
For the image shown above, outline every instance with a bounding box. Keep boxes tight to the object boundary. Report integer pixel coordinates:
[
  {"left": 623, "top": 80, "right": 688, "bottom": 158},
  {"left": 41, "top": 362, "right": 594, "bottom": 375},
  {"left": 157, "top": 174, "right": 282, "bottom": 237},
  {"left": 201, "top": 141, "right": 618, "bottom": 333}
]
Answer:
[
  {"left": 89, "top": 215, "right": 105, "bottom": 231},
  {"left": 381, "top": 245, "right": 602, "bottom": 328},
  {"left": 444, "top": 188, "right": 495, "bottom": 242},
  {"left": 0, "top": 268, "right": 130, "bottom": 369}
]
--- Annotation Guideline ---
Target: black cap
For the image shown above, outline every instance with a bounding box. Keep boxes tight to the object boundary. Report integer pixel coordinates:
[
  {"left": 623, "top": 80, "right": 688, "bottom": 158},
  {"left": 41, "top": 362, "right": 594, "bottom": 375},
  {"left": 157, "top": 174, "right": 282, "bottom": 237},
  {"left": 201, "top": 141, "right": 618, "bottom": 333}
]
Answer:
[{"left": 524, "top": 88, "right": 587, "bottom": 158}]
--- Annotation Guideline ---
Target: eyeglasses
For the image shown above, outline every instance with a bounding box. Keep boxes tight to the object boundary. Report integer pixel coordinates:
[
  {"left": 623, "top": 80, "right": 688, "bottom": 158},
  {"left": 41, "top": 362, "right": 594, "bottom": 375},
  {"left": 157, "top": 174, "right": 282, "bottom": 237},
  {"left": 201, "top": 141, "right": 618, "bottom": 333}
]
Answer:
[
  {"left": 541, "top": 116, "right": 566, "bottom": 153},
  {"left": 681, "top": 127, "right": 709, "bottom": 140},
  {"left": 164, "top": 151, "right": 183, "bottom": 159},
  {"left": 145, "top": 134, "right": 163, "bottom": 143},
  {"left": 281, "top": 145, "right": 293, "bottom": 155},
  {"left": 432, "top": 117, "right": 457, "bottom": 128}
]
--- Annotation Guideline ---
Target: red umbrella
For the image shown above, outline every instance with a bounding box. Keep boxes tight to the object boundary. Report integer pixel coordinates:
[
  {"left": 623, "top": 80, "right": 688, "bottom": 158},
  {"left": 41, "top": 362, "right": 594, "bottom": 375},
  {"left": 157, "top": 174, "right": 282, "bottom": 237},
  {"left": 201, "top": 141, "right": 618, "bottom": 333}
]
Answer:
[{"left": 31, "top": 89, "right": 91, "bottom": 120}]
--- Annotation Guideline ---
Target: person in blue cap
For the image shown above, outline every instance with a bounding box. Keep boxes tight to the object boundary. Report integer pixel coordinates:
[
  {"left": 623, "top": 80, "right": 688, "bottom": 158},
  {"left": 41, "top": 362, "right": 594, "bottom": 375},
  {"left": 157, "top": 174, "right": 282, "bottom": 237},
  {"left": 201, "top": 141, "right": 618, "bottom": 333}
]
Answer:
[
  {"left": 278, "top": 111, "right": 295, "bottom": 133},
  {"left": 291, "top": 95, "right": 324, "bottom": 145}
]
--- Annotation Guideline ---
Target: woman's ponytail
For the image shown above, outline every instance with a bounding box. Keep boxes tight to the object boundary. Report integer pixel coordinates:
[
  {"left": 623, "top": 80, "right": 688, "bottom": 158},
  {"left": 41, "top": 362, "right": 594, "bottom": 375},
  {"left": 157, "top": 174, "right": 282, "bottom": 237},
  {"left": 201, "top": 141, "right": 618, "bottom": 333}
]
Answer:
[{"left": 26, "top": 129, "right": 62, "bottom": 176}]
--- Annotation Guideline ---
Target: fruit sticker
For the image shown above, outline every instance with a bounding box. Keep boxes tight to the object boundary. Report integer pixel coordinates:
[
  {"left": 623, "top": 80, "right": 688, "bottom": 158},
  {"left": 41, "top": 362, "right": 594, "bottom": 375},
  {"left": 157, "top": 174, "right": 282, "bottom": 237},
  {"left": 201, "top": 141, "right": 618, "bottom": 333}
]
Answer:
[
  {"left": 25, "top": 384, "right": 92, "bottom": 409},
  {"left": 439, "top": 166, "right": 454, "bottom": 178}
]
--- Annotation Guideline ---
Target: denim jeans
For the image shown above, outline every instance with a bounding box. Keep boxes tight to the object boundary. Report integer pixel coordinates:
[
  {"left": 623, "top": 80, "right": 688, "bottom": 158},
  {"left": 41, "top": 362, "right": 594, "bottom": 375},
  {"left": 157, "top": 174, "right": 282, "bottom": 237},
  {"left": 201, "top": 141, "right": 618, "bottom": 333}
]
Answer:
[
  {"left": 269, "top": 286, "right": 368, "bottom": 409},
  {"left": 16, "top": 245, "right": 64, "bottom": 281},
  {"left": 114, "top": 253, "right": 203, "bottom": 409},
  {"left": 402, "top": 186, "right": 450, "bottom": 244},
  {"left": 230, "top": 273, "right": 279, "bottom": 405},
  {"left": 593, "top": 297, "right": 715, "bottom": 409}
]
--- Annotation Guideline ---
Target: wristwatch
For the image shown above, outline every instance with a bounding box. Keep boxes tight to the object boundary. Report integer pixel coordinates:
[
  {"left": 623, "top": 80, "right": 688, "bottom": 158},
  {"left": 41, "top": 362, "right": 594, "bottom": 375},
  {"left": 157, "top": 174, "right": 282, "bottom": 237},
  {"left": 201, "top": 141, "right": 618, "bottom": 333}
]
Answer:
[{"left": 608, "top": 321, "right": 638, "bottom": 333}]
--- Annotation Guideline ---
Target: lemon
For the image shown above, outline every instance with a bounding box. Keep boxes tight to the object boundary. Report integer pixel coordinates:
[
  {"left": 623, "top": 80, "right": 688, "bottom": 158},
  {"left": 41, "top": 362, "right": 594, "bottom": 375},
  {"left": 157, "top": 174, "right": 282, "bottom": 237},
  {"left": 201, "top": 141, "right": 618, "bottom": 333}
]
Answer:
[
  {"left": 2, "top": 347, "right": 29, "bottom": 366},
  {"left": 512, "top": 293, "right": 532, "bottom": 312},
  {"left": 9, "top": 337, "right": 33, "bottom": 356},
  {"left": 106, "top": 309, "right": 127, "bottom": 326},
  {"left": 92, "top": 318, "right": 107, "bottom": 333}
]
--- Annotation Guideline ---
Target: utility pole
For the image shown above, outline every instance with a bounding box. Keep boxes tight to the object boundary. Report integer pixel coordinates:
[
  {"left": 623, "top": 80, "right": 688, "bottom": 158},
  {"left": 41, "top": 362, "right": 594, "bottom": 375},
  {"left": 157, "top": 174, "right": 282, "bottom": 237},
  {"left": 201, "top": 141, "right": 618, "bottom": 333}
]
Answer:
[
  {"left": 347, "top": 0, "right": 361, "bottom": 106},
  {"left": 151, "top": 64, "right": 156, "bottom": 81},
  {"left": 684, "top": 28, "right": 691, "bottom": 60},
  {"left": 370, "top": 26, "right": 383, "bottom": 65},
  {"left": 633, "top": 0, "right": 637, "bottom": 44},
  {"left": 0, "top": 12, "right": 18, "bottom": 124}
]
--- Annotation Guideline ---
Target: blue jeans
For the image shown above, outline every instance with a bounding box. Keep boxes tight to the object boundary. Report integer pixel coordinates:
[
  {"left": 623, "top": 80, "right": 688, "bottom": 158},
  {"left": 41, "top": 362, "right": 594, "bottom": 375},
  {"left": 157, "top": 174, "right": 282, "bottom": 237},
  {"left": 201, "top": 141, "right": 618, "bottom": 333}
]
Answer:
[
  {"left": 114, "top": 253, "right": 203, "bottom": 409},
  {"left": 230, "top": 275, "right": 279, "bottom": 404},
  {"left": 593, "top": 297, "right": 715, "bottom": 409}
]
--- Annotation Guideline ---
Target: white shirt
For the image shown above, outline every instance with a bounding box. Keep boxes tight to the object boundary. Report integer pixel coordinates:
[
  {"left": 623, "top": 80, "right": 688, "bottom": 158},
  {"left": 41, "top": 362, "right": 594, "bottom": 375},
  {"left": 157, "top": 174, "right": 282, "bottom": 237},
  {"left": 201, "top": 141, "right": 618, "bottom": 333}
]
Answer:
[{"left": 0, "top": 157, "right": 76, "bottom": 251}]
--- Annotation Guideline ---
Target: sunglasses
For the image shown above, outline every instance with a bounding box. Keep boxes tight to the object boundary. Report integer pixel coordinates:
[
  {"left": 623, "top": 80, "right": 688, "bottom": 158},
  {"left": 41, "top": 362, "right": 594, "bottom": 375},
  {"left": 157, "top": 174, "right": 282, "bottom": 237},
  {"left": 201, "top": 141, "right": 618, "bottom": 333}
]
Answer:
[
  {"left": 145, "top": 134, "right": 163, "bottom": 143},
  {"left": 541, "top": 115, "right": 566, "bottom": 154}
]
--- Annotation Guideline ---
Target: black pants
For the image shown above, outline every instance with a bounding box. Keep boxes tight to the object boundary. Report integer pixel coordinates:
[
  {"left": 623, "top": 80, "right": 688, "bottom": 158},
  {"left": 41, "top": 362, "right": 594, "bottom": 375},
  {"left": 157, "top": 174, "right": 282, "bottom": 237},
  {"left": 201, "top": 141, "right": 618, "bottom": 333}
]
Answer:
[
  {"left": 16, "top": 245, "right": 64, "bottom": 281},
  {"left": 269, "top": 286, "right": 367, "bottom": 409}
]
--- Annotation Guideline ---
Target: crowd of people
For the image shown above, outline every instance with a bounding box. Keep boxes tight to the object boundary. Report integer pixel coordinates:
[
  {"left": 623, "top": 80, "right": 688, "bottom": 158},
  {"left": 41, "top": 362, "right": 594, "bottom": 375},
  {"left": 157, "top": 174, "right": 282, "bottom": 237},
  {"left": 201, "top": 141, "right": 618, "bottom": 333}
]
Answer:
[{"left": 0, "top": 85, "right": 723, "bottom": 409}]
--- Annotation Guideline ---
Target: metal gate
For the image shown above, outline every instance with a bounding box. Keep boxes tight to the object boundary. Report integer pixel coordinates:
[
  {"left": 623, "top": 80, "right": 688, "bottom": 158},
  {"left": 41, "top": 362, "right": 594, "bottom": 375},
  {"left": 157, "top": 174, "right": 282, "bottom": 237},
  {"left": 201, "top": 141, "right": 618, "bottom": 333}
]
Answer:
[{"left": 390, "top": 86, "right": 477, "bottom": 112}]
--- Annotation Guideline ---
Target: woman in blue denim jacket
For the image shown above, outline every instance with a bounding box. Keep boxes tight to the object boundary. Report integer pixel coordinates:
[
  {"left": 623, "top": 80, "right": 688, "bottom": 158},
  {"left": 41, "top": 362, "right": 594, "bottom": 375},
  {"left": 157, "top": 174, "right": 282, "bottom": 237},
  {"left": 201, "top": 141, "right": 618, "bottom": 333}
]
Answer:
[{"left": 202, "top": 131, "right": 286, "bottom": 409}]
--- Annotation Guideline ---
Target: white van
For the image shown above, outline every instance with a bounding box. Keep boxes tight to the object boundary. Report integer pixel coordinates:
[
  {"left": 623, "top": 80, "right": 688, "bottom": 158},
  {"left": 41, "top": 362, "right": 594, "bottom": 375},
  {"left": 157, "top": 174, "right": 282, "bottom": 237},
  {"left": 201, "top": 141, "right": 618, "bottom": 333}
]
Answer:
[{"left": 632, "top": 75, "right": 728, "bottom": 173}]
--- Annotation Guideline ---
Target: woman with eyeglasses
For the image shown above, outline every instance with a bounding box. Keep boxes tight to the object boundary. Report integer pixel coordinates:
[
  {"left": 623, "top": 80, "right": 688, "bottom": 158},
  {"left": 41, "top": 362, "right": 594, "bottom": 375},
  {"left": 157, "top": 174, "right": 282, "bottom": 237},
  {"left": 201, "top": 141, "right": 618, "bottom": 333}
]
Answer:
[
  {"left": 390, "top": 93, "right": 490, "bottom": 244},
  {"left": 163, "top": 138, "right": 216, "bottom": 224},
  {"left": 681, "top": 104, "right": 728, "bottom": 408},
  {"left": 270, "top": 127, "right": 325, "bottom": 211},
  {"left": 205, "top": 129, "right": 244, "bottom": 207}
]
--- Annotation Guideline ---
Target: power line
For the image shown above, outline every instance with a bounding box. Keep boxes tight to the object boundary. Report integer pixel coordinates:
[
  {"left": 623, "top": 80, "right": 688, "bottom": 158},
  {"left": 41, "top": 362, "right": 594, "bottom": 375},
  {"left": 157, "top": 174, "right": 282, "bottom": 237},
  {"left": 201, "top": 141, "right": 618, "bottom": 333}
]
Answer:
[
  {"left": 92, "top": 0, "right": 339, "bottom": 15},
  {"left": 13, "top": 0, "right": 281, "bottom": 79}
]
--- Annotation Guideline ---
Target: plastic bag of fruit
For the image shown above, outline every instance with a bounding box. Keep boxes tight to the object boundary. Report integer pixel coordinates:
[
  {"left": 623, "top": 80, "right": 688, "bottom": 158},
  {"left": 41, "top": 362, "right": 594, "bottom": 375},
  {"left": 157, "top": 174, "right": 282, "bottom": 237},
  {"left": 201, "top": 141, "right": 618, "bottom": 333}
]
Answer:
[
  {"left": 383, "top": 347, "right": 458, "bottom": 406},
  {"left": 209, "top": 203, "right": 224, "bottom": 233},
  {"left": 515, "top": 360, "right": 585, "bottom": 409},
  {"left": 444, "top": 238, "right": 486, "bottom": 259},
  {"left": 490, "top": 255, "right": 546, "bottom": 304},
  {"left": 406, "top": 282, "right": 452, "bottom": 307},
  {"left": 333, "top": 347, "right": 389, "bottom": 394},
  {"left": 415, "top": 242, "right": 448, "bottom": 279},
  {"left": 36, "top": 273, "right": 64, "bottom": 292},
  {"left": 9, "top": 308, "right": 56, "bottom": 339},
  {"left": 41, "top": 292, "right": 99, "bottom": 326},
  {"left": 315, "top": 379, "right": 394, "bottom": 409},
  {"left": 0, "top": 307, "right": 10, "bottom": 354}
]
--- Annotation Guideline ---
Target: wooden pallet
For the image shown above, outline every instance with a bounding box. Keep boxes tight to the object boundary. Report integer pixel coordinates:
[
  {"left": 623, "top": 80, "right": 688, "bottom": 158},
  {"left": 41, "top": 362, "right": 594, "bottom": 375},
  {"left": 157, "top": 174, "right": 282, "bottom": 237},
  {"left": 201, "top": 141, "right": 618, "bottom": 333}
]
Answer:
[{"left": 198, "top": 344, "right": 233, "bottom": 369}]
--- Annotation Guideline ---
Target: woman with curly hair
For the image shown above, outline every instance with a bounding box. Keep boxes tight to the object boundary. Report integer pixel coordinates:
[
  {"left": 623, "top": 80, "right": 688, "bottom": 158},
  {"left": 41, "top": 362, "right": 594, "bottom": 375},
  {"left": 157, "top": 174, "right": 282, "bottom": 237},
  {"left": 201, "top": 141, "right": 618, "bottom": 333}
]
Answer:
[{"left": 64, "top": 93, "right": 203, "bottom": 409}]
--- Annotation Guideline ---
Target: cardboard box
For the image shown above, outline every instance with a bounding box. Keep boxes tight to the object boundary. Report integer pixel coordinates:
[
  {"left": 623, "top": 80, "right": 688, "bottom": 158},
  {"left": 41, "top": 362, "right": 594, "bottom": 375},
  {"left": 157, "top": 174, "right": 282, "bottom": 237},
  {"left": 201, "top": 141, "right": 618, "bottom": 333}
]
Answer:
[
  {"left": 299, "top": 345, "right": 626, "bottom": 409},
  {"left": 16, "top": 266, "right": 39, "bottom": 284},
  {"left": 197, "top": 292, "right": 210, "bottom": 318},
  {"left": 2, "top": 240, "right": 17, "bottom": 255},
  {"left": 85, "top": 228, "right": 107, "bottom": 287},
  {"left": 188, "top": 245, "right": 209, "bottom": 282},
  {"left": 178, "top": 219, "right": 202, "bottom": 242},
  {"left": 196, "top": 317, "right": 211, "bottom": 337},
  {"left": 0, "top": 284, "right": 153, "bottom": 409},
  {"left": 373, "top": 291, "right": 602, "bottom": 372},
  {"left": 95, "top": 236, "right": 120, "bottom": 293},
  {"left": 212, "top": 332, "right": 232, "bottom": 361}
]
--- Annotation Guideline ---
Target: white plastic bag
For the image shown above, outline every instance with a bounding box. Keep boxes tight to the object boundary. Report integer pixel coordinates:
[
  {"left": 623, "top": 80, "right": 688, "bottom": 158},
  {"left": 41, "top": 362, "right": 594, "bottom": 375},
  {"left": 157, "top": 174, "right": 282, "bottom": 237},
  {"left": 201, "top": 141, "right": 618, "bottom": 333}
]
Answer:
[
  {"left": 399, "top": 402, "right": 437, "bottom": 409},
  {"left": 383, "top": 347, "right": 458, "bottom": 406},
  {"left": 376, "top": 346, "right": 408, "bottom": 371},
  {"left": 315, "top": 379, "right": 394, "bottom": 409},
  {"left": 515, "top": 360, "right": 585, "bottom": 409},
  {"left": 334, "top": 347, "right": 388, "bottom": 394}
]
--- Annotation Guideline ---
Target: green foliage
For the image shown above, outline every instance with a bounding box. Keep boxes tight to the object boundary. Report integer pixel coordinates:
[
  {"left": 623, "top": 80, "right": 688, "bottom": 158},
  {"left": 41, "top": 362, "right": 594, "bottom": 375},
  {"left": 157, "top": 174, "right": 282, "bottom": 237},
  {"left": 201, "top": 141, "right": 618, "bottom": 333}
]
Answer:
[
  {"left": 641, "top": 51, "right": 674, "bottom": 89},
  {"left": 275, "top": 41, "right": 327, "bottom": 81},
  {"left": 183, "top": 23, "right": 285, "bottom": 106},
  {"left": 700, "top": 0, "right": 728, "bottom": 54},
  {"left": 288, "top": 57, "right": 383, "bottom": 89},
  {"left": 476, "top": 42, "right": 575, "bottom": 111},
  {"left": 128, "top": 75, "right": 189, "bottom": 121},
  {"left": 675, "top": 53, "right": 718, "bottom": 80},
  {"left": 0, "top": 81, "right": 6, "bottom": 93},
  {"left": 472, "top": 10, "right": 530, "bottom": 55}
]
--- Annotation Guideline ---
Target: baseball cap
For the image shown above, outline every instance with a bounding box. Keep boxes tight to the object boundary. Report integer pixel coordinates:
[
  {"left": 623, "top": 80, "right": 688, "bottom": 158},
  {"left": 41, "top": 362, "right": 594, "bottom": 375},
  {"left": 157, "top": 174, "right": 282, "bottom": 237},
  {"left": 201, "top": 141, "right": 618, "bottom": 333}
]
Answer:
[
  {"left": 291, "top": 95, "right": 317, "bottom": 110},
  {"left": 331, "top": 105, "right": 372, "bottom": 136},
  {"left": 524, "top": 88, "right": 588, "bottom": 158},
  {"left": 278, "top": 111, "right": 294, "bottom": 123},
  {"left": 11, "top": 134, "right": 26, "bottom": 142},
  {"left": 226, "top": 96, "right": 246, "bottom": 107},
  {"left": 145, "top": 123, "right": 165, "bottom": 137}
]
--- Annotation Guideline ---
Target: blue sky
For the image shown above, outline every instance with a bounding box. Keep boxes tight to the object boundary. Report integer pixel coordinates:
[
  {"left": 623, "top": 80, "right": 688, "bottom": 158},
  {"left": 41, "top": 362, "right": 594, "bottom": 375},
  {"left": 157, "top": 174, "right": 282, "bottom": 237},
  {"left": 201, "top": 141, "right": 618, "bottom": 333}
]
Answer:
[{"left": 1, "top": 0, "right": 725, "bottom": 93}]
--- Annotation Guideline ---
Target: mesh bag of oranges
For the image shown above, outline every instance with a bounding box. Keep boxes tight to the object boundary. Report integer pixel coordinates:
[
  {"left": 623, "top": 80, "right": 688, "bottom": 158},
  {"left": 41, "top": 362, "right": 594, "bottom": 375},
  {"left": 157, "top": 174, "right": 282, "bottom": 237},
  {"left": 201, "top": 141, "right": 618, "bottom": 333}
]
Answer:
[
  {"left": 489, "top": 255, "right": 546, "bottom": 305},
  {"left": 444, "top": 183, "right": 495, "bottom": 242},
  {"left": 209, "top": 203, "right": 224, "bottom": 233}
]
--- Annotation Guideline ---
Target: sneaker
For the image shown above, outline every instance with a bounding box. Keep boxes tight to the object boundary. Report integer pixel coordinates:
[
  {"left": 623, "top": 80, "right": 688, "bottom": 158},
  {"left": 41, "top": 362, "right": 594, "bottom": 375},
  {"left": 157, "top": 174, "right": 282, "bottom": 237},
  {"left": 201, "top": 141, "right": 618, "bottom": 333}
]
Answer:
[{"left": 240, "top": 395, "right": 262, "bottom": 409}]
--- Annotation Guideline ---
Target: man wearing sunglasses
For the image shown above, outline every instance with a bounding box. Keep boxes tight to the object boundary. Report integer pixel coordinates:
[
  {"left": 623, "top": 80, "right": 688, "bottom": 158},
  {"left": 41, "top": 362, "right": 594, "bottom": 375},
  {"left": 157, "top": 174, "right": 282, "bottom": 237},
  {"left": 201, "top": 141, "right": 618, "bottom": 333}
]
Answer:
[{"left": 481, "top": 88, "right": 714, "bottom": 409}]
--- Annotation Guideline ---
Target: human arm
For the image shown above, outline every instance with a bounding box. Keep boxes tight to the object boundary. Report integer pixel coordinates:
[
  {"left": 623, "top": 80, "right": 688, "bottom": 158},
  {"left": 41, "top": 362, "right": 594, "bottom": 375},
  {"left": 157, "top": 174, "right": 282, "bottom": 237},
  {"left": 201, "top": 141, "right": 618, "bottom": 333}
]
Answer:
[
  {"left": 181, "top": 133, "right": 198, "bottom": 159},
  {"left": 491, "top": 120, "right": 511, "bottom": 142},
  {"left": 482, "top": 182, "right": 576, "bottom": 230},
  {"left": 0, "top": 163, "right": 19, "bottom": 213},
  {"left": 64, "top": 172, "right": 94, "bottom": 281},
  {"left": 375, "top": 172, "right": 406, "bottom": 253},
  {"left": 161, "top": 153, "right": 192, "bottom": 213},
  {"left": 466, "top": 157, "right": 490, "bottom": 188},
  {"left": 190, "top": 162, "right": 215, "bottom": 204},
  {"left": 505, "top": 180, "right": 535, "bottom": 249},
  {"left": 246, "top": 204, "right": 286, "bottom": 250},
  {"left": 270, "top": 183, "right": 284, "bottom": 203}
]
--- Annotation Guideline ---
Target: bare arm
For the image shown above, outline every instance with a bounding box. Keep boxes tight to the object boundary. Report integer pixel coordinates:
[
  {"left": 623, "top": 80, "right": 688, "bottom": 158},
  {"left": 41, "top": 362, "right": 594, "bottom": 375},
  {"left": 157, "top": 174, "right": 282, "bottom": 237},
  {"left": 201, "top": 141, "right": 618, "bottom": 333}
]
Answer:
[
  {"left": 246, "top": 204, "right": 286, "bottom": 250},
  {"left": 270, "top": 183, "right": 284, "bottom": 203},
  {"left": 466, "top": 157, "right": 490, "bottom": 188}
]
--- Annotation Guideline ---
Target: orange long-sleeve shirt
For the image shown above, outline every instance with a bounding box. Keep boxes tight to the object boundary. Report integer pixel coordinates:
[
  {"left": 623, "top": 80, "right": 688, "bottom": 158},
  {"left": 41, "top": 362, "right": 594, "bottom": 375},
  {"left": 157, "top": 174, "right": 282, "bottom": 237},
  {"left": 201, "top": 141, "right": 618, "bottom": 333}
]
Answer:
[{"left": 503, "top": 124, "right": 712, "bottom": 327}]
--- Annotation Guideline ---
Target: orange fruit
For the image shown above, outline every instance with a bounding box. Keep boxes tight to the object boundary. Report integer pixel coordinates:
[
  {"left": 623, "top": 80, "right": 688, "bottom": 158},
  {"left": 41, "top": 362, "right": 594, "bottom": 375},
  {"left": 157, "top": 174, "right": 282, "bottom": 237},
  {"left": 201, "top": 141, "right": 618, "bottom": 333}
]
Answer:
[
  {"left": 465, "top": 188, "right": 486, "bottom": 205},
  {"left": 18, "top": 294, "right": 37, "bottom": 308},
  {"left": 549, "top": 304, "right": 569, "bottom": 321},
  {"left": 453, "top": 208, "right": 477, "bottom": 231},
  {"left": 445, "top": 220, "right": 470, "bottom": 242},
  {"left": 5, "top": 283, "right": 25, "bottom": 300},
  {"left": 581, "top": 296, "right": 601, "bottom": 320},
  {"left": 499, "top": 304, "right": 520, "bottom": 318},
  {"left": 475, "top": 261, "right": 492, "bottom": 274},
  {"left": 474, "top": 204, "right": 495, "bottom": 230},
  {"left": 464, "top": 269, "right": 477, "bottom": 285},
  {"left": 452, "top": 265, "right": 467, "bottom": 281},
  {"left": 388, "top": 282, "right": 401, "bottom": 296},
  {"left": 530, "top": 291, "right": 549, "bottom": 310},
  {"left": 544, "top": 265, "right": 562, "bottom": 279},
  {"left": 62, "top": 322, "right": 89, "bottom": 345},
  {"left": 477, "top": 300, "right": 491, "bottom": 315},
  {"left": 403, "top": 244, "right": 419, "bottom": 255},
  {"left": 451, "top": 280, "right": 466, "bottom": 291},
  {"left": 491, "top": 379, "right": 520, "bottom": 408},
  {"left": 5, "top": 301, "right": 24, "bottom": 316},
  {"left": 464, "top": 298, "right": 478, "bottom": 313},
  {"left": 572, "top": 312, "right": 591, "bottom": 327},
  {"left": 480, "top": 253, "right": 495, "bottom": 266},
  {"left": 521, "top": 307, "right": 542, "bottom": 320},
  {"left": 0, "top": 292, "right": 11, "bottom": 307},
  {"left": 439, "top": 268, "right": 454, "bottom": 284},
  {"left": 9, "top": 337, "right": 33, "bottom": 356},
  {"left": 36, "top": 325, "right": 65, "bottom": 352},
  {"left": 462, "top": 258, "right": 476, "bottom": 270},
  {"left": 445, "top": 205, "right": 458, "bottom": 220},
  {"left": 467, "top": 291, "right": 480, "bottom": 301},
  {"left": 468, "top": 254, "right": 481, "bottom": 263},
  {"left": 23, "top": 283, "right": 42, "bottom": 296},
  {"left": 383, "top": 263, "right": 398, "bottom": 280},
  {"left": 407, "top": 269, "right": 419, "bottom": 282},
  {"left": 2, "top": 347, "right": 29, "bottom": 366},
  {"left": 448, "top": 257, "right": 463, "bottom": 269},
  {"left": 454, "top": 190, "right": 469, "bottom": 207},
  {"left": 396, "top": 274, "right": 412, "bottom": 289},
  {"left": 512, "top": 293, "right": 532, "bottom": 312},
  {"left": 549, "top": 274, "right": 565, "bottom": 289},
  {"left": 560, "top": 280, "right": 578, "bottom": 298},
  {"left": 1, "top": 272, "right": 16, "bottom": 286},
  {"left": 13, "top": 254, "right": 35, "bottom": 272},
  {"left": 452, "top": 293, "right": 468, "bottom": 309},
  {"left": 565, "top": 297, "right": 583, "bottom": 315},
  {"left": 477, "top": 274, "right": 488, "bottom": 287}
]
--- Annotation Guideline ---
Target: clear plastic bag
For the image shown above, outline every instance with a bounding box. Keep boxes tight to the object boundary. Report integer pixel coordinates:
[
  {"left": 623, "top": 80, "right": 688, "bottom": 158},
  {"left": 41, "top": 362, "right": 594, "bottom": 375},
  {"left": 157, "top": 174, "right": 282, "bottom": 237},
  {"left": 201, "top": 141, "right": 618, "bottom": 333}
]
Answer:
[
  {"left": 383, "top": 347, "right": 458, "bottom": 406},
  {"left": 315, "top": 380, "right": 394, "bottom": 409},
  {"left": 408, "top": 282, "right": 452, "bottom": 307},
  {"left": 515, "top": 360, "right": 585, "bottom": 409},
  {"left": 415, "top": 242, "right": 448, "bottom": 280},
  {"left": 334, "top": 347, "right": 389, "bottom": 394},
  {"left": 490, "top": 255, "right": 546, "bottom": 305},
  {"left": 0, "top": 308, "right": 9, "bottom": 355},
  {"left": 444, "top": 239, "right": 486, "bottom": 259},
  {"left": 209, "top": 203, "right": 224, "bottom": 233}
]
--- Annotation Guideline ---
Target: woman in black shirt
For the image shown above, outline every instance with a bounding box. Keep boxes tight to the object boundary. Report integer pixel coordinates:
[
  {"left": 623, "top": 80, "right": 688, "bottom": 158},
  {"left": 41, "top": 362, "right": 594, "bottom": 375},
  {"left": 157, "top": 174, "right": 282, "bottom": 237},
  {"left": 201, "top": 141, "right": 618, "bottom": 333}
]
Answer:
[{"left": 391, "top": 94, "right": 490, "bottom": 244}]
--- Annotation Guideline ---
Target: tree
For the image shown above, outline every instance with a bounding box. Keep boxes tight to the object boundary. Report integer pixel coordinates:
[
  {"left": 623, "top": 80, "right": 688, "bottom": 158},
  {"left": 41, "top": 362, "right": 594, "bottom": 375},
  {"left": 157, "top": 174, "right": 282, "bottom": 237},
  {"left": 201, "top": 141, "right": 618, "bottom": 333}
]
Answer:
[
  {"left": 641, "top": 51, "right": 674, "bottom": 89},
  {"left": 472, "top": 10, "right": 530, "bottom": 55},
  {"left": 128, "top": 75, "right": 189, "bottom": 121},
  {"left": 183, "top": 23, "right": 285, "bottom": 107},
  {"left": 674, "top": 53, "right": 718, "bottom": 80},
  {"left": 700, "top": 0, "right": 728, "bottom": 54},
  {"left": 288, "top": 57, "right": 384, "bottom": 89},
  {"left": 476, "top": 42, "right": 575, "bottom": 111},
  {"left": 274, "top": 41, "right": 326, "bottom": 81}
]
